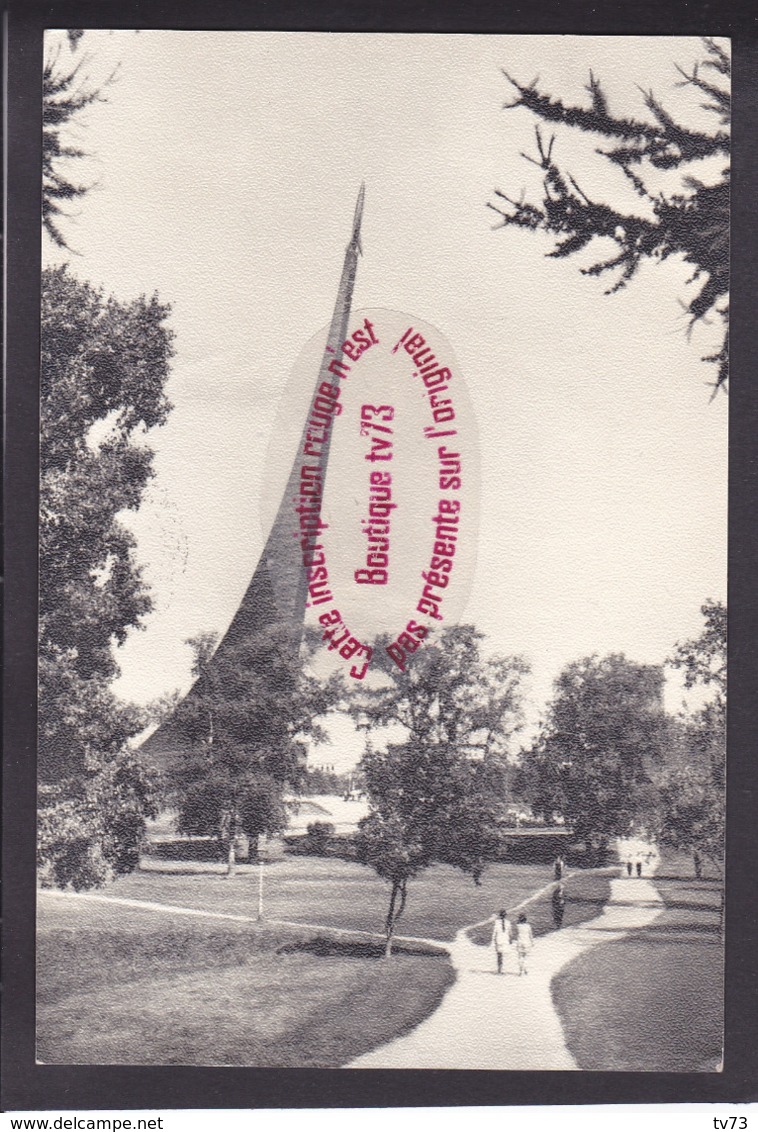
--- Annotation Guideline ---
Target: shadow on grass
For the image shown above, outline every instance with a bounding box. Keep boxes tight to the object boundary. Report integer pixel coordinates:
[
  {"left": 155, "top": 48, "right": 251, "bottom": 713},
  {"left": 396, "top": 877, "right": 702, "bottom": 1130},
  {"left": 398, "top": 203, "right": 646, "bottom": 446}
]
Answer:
[
  {"left": 652, "top": 873, "right": 721, "bottom": 884},
  {"left": 554, "top": 923, "right": 721, "bottom": 940},
  {"left": 276, "top": 936, "right": 446, "bottom": 960},
  {"left": 604, "top": 922, "right": 722, "bottom": 940},
  {"left": 657, "top": 898, "right": 722, "bottom": 914},
  {"left": 552, "top": 930, "right": 724, "bottom": 1071},
  {"left": 551, "top": 859, "right": 724, "bottom": 1072},
  {"left": 467, "top": 921, "right": 494, "bottom": 946},
  {"left": 38, "top": 901, "right": 456, "bottom": 1068}
]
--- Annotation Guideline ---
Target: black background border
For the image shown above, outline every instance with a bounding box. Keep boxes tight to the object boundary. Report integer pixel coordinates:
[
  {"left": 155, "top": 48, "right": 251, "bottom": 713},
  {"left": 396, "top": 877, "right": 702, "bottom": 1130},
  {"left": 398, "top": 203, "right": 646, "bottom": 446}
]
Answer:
[{"left": 4, "top": 0, "right": 758, "bottom": 1111}]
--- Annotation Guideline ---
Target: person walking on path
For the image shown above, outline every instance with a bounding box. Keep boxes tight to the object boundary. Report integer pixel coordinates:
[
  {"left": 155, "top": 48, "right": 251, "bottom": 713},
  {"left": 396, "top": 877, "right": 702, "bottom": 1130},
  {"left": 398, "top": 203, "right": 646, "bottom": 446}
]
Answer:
[
  {"left": 347, "top": 869, "right": 666, "bottom": 1070},
  {"left": 515, "top": 912, "right": 534, "bottom": 976},
  {"left": 635, "top": 856, "right": 643, "bottom": 878},
  {"left": 551, "top": 883, "right": 566, "bottom": 929},
  {"left": 626, "top": 859, "right": 633, "bottom": 877},
  {"left": 554, "top": 855, "right": 564, "bottom": 881},
  {"left": 492, "top": 909, "right": 512, "bottom": 974}
]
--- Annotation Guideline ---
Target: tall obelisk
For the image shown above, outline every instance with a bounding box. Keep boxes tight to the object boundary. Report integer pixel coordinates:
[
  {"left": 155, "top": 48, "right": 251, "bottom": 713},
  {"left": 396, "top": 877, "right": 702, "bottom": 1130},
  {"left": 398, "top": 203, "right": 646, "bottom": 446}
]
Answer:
[{"left": 143, "top": 187, "right": 364, "bottom": 759}]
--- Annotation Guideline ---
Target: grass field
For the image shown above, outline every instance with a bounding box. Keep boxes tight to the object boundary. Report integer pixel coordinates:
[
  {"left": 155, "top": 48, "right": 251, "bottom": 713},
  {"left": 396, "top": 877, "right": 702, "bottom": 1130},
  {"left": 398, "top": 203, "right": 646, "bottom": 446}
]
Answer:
[
  {"left": 38, "top": 855, "right": 566, "bottom": 1066},
  {"left": 551, "top": 851, "right": 724, "bottom": 1072},
  {"left": 37, "top": 894, "right": 452, "bottom": 1067},
  {"left": 100, "top": 855, "right": 561, "bottom": 941}
]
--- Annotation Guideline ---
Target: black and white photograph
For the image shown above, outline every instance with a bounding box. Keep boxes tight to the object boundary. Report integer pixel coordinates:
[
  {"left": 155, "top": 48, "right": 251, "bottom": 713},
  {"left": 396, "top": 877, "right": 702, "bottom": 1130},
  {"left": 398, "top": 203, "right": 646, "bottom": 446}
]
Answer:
[{"left": 33, "top": 28, "right": 728, "bottom": 1076}]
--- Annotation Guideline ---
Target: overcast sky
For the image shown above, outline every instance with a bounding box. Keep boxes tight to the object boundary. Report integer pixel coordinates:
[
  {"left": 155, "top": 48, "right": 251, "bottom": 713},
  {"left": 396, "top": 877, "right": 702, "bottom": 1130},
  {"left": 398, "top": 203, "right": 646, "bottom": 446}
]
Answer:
[{"left": 44, "top": 31, "right": 728, "bottom": 769}]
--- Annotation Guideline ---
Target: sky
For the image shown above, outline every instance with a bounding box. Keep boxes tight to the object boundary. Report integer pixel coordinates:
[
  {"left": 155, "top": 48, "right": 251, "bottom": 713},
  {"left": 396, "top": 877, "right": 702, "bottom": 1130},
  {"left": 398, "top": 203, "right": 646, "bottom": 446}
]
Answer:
[{"left": 43, "top": 31, "right": 728, "bottom": 770}]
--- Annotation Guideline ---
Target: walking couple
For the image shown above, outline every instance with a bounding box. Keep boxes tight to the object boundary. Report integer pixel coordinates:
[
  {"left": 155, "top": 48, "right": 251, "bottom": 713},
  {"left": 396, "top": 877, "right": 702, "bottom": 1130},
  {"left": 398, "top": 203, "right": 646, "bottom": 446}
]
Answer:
[{"left": 493, "top": 909, "right": 534, "bottom": 976}]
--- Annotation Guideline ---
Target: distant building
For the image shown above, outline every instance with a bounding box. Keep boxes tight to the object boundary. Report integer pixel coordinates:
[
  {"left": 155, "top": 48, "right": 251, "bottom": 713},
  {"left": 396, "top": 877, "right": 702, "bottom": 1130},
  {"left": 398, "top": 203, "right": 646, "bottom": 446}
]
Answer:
[{"left": 285, "top": 793, "right": 369, "bottom": 836}]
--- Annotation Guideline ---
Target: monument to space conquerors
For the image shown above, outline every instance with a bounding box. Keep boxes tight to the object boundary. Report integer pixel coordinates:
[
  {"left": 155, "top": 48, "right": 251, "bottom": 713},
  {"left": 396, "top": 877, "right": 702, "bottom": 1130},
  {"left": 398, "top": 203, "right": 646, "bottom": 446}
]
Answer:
[{"left": 143, "top": 186, "right": 365, "bottom": 760}]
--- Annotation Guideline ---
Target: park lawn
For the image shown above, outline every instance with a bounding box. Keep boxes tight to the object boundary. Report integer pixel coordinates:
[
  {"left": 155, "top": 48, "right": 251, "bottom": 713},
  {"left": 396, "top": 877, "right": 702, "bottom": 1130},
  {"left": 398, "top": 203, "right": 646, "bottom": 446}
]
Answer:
[
  {"left": 37, "top": 892, "right": 452, "bottom": 1067},
  {"left": 466, "top": 868, "right": 613, "bottom": 945},
  {"left": 551, "top": 852, "right": 724, "bottom": 1072},
  {"left": 101, "top": 856, "right": 556, "bottom": 941}
]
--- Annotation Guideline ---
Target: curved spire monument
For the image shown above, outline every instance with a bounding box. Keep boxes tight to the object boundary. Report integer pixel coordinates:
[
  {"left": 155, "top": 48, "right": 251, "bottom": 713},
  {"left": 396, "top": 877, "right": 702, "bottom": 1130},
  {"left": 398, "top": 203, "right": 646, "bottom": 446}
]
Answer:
[{"left": 142, "top": 186, "right": 365, "bottom": 761}]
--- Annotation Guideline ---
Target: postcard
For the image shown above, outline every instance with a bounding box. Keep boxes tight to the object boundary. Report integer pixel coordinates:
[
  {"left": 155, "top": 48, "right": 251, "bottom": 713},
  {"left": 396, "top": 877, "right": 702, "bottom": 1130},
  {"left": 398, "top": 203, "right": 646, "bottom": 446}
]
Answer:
[{"left": 15, "top": 22, "right": 738, "bottom": 1102}]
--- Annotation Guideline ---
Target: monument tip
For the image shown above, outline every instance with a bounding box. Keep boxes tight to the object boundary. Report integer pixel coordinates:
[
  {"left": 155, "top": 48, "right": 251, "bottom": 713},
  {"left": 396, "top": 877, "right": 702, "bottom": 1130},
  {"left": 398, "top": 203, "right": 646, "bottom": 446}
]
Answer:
[{"left": 352, "top": 183, "right": 365, "bottom": 252}]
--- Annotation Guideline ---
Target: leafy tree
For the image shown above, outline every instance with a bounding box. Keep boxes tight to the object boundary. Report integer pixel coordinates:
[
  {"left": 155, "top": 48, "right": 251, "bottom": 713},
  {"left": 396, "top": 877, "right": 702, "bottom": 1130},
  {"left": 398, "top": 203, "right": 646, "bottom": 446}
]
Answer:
[
  {"left": 41, "top": 266, "right": 173, "bottom": 686},
  {"left": 304, "top": 821, "right": 336, "bottom": 855},
  {"left": 38, "top": 749, "right": 159, "bottom": 890},
  {"left": 669, "top": 598, "right": 726, "bottom": 699},
  {"left": 655, "top": 751, "right": 724, "bottom": 877},
  {"left": 38, "top": 264, "right": 174, "bottom": 888},
  {"left": 168, "top": 629, "right": 339, "bottom": 876},
  {"left": 655, "top": 601, "right": 725, "bottom": 880},
  {"left": 351, "top": 625, "right": 529, "bottom": 956},
  {"left": 491, "top": 38, "right": 730, "bottom": 394},
  {"left": 519, "top": 654, "right": 667, "bottom": 858}
]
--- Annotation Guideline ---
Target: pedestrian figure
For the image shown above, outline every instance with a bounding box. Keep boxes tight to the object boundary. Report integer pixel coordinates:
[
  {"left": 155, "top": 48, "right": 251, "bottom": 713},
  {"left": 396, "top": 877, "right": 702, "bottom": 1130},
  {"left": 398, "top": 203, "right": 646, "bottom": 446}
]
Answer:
[
  {"left": 552, "top": 883, "right": 566, "bottom": 929},
  {"left": 626, "top": 859, "right": 633, "bottom": 876},
  {"left": 515, "top": 913, "right": 534, "bottom": 976},
  {"left": 492, "top": 909, "right": 512, "bottom": 975},
  {"left": 635, "top": 856, "right": 642, "bottom": 878},
  {"left": 554, "top": 855, "right": 564, "bottom": 881}
]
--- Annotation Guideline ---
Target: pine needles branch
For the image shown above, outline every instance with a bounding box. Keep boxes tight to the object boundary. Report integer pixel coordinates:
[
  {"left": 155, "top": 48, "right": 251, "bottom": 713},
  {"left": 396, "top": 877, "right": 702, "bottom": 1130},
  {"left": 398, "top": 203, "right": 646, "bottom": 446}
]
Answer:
[{"left": 492, "top": 38, "right": 730, "bottom": 394}]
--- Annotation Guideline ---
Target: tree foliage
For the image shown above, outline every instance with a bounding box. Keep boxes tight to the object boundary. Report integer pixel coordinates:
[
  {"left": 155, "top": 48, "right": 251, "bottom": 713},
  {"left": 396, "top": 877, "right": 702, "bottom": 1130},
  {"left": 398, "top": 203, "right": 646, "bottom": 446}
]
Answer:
[
  {"left": 42, "top": 33, "right": 112, "bottom": 248},
  {"left": 655, "top": 746, "right": 724, "bottom": 875},
  {"left": 351, "top": 625, "right": 529, "bottom": 954},
  {"left": 38, "top": 750, "right": 159, "bottom": 890},
  {"left": 655, "top": 601, "right": 725, "bottom": 872},
  {"left": 168, "top": 629, "right": 340, "bottom": 875},
  {"left": 519, "top": 654, "right": 667, "bottom": 854},
  {"left": 41, "top": 266, "right": 173, "bottom": 689},
  {"left": 669, "top": 598, "right": 726, "bottom": 699},
  {"left": 38, "top": 265, "right": 174, "bottom": 887},
  {"left": 491, "top": 38, "right": 730, "bottom": 394}
]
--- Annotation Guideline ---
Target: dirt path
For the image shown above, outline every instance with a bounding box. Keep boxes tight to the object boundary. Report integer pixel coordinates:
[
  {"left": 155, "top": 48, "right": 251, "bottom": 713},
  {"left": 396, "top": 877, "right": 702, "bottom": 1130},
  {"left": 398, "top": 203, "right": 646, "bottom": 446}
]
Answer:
[{"left": 347, "top": 870, "right": 664, "bottom": 1070}]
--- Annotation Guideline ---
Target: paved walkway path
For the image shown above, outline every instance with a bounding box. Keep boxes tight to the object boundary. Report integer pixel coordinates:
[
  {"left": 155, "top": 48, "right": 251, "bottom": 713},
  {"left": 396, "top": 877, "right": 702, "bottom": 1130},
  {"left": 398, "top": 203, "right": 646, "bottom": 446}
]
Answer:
[{"left": 347, "top": 871, "right": 664, "bottom": 1070}]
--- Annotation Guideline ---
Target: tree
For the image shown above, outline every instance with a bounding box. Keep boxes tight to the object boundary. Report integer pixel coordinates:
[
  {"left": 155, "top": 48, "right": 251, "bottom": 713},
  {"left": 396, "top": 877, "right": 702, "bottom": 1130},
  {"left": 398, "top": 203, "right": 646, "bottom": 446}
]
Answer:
[
  {"left": 351, "top": 625, "right": 529, "bottom": 956},
  {"left": 38, "top": 748, "right": 160, "bottom": 890},
  {"left": 168, "top": 628, "right": 339, "bottom": 877},
  {"left": 655, "top": 601, "right": 725, "bottom": 880},
  {"left": 655, "top": 750, "right": 724, "bottom": 877},
  {"left": 669, "top": 598, "right": 726, "bottom": 699},
  {"left": 490, "top": 38, "right": 730, "bottom": 394},
  {"left": 519, "top": 654, "right": 667, "bottom": 858},
  {"left": 40, "top": 267, "right": 173, "bottom": 688},
  {"left": 38, "top": 264, "right": 174, "bottom": 888},
  {"left": 304, "top": 821, "right": 336, "bottom": 855},
  {"left": 43, "top": 32, "right": 113, "bottom": 249}
]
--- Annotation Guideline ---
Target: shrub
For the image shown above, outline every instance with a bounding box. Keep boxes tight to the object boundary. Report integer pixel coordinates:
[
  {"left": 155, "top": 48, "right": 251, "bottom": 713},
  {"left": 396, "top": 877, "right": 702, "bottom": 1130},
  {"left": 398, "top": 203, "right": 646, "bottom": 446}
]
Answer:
[{"left": 305, "top": 821, "right": 335, "bottom": 855}]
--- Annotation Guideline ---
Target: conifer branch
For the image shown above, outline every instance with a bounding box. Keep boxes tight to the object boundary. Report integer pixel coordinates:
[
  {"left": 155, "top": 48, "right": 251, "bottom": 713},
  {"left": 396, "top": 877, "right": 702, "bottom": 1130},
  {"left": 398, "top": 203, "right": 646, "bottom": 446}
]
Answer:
[{"left": 493, "top": 39, "right": 730, "bottom": 392}]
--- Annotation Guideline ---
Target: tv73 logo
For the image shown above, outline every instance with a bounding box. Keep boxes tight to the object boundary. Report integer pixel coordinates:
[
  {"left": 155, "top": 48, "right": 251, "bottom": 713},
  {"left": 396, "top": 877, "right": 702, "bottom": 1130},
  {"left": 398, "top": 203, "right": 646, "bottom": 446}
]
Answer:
[{"left": 714, "top": 1119, "right": 748, "bottom": 1129}]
